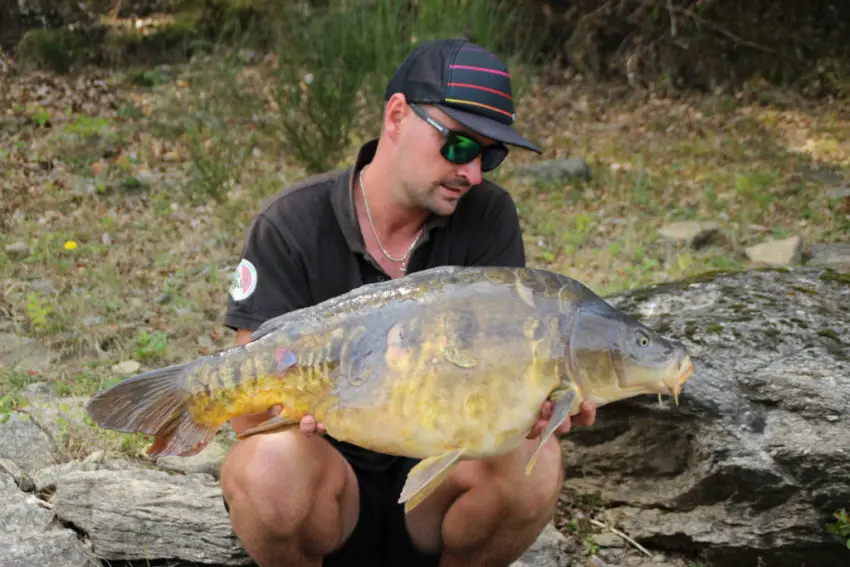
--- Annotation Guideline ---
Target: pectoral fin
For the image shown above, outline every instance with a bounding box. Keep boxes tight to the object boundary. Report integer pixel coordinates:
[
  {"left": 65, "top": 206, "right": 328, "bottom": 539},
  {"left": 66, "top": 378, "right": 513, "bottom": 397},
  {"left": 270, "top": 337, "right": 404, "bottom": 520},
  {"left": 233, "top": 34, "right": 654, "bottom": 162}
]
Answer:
[
  {"left": 525, "top": 390, "right": 578, "bottom": 475},
  {"left": 237, "top": 414, "right": 298, "bottom": 439},
  {"left": 399, "top": 450, "right": 463, "bottom": 513}
]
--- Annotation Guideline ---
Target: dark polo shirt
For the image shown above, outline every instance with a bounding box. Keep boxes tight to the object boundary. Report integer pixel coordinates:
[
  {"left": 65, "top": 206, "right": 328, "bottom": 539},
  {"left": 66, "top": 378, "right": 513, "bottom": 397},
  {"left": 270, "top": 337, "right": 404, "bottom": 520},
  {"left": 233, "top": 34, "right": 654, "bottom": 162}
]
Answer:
[{"left": 224, "top": 139, "right": 525, "bottom": 471}]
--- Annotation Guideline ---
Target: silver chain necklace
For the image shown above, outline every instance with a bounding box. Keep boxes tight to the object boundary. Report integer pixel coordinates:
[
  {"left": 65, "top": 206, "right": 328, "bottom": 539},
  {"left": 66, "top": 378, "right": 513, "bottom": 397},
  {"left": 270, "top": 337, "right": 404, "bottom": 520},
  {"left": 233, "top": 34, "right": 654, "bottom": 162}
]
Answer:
[{"left": 359, "top": 166, "right": 421, "bottom": 271}]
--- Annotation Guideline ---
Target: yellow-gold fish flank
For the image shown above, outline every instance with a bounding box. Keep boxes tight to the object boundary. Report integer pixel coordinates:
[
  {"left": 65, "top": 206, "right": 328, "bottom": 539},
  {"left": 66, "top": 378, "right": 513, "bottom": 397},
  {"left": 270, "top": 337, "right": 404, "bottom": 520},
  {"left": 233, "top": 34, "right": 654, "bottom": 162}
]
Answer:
[{"left": 86, "top": 265, "right": 695, "bottom": 513}]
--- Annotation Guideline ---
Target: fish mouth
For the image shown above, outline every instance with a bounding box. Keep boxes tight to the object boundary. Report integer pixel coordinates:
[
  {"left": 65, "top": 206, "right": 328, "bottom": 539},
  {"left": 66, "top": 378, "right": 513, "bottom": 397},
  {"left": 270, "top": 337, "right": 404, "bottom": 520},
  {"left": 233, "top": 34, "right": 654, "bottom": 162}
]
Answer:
[{"left": 663, "top": 356, "right": 694, "bottom": 406}]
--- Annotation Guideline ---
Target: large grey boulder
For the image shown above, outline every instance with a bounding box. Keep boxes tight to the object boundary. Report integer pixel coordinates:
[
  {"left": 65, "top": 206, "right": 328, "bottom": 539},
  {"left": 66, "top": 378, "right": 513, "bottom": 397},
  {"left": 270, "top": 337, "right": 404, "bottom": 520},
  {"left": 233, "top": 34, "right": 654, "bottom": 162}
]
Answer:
[{"left": 561, "top": 267, "right": 850, "bottom": 566}]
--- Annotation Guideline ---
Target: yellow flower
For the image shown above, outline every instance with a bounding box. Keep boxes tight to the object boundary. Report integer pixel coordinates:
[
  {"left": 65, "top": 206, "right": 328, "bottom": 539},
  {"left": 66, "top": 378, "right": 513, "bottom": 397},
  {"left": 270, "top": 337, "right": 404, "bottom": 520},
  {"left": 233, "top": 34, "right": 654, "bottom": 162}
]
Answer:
[{"left": 63, "top": 240, "right": 78, "bottom": 251}]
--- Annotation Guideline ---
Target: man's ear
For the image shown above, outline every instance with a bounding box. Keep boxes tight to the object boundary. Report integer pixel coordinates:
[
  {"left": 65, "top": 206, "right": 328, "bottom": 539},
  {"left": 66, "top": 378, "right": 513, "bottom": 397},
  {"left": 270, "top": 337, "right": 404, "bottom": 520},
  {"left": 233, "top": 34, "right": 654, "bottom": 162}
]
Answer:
[{"left": 383, "top": 93, "right": 409, "bottom": 141}]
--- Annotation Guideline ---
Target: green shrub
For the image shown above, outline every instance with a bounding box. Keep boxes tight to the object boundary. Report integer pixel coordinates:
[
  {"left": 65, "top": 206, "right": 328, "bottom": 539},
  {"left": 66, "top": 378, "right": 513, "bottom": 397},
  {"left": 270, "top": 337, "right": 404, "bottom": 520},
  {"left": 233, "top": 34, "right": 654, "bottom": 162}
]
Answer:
[{"left": 260, "top": 0, "right": 542, "bottom": 174}]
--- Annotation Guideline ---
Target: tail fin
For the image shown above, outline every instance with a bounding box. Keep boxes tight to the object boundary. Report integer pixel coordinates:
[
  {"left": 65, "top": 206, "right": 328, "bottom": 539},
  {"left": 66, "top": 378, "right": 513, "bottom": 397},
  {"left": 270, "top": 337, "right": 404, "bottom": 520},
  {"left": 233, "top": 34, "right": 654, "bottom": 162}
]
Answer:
[{"left": 86, "top": 361, "right": 217, "bottom": 457}]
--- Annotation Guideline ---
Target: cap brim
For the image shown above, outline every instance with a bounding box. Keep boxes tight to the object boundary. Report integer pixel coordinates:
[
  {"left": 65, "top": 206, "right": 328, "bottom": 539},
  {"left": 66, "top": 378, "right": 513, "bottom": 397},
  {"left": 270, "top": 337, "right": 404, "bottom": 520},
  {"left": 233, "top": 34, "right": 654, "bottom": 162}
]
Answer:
[{"left": 435, "top": 104, "right": 542, "bottom": 154}]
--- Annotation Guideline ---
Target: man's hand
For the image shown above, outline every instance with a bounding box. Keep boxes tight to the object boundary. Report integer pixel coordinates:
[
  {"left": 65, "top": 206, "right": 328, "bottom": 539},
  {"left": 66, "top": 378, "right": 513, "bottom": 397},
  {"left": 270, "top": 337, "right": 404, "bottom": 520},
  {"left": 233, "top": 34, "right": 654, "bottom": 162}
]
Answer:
[
  {"left": 298, "top": 414, "right": 326, "bottom": 437},
  {"left": 230, "top": 405, "right": 327, "bottom": 438},
  {"left": 526, "top": 399, "right": 596, "bottom": 440},
  {"left": 232, "top": 329, "right": 327, "bottom": 438}
]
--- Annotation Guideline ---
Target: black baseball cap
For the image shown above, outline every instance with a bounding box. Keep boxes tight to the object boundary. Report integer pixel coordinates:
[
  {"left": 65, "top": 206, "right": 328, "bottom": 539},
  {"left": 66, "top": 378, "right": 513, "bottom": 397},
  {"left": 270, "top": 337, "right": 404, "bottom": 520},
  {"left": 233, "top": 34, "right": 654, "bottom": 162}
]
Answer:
[{"left": 385, "top": 38, "right": 542, "bottom": 154}]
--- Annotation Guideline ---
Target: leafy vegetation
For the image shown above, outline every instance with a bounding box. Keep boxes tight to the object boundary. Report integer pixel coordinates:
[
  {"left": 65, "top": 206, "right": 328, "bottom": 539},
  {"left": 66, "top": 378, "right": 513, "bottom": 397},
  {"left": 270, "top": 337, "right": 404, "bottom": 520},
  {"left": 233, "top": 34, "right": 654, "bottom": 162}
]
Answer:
[{"left": 827, "top": 508, "right": 850, "bottom": 549}]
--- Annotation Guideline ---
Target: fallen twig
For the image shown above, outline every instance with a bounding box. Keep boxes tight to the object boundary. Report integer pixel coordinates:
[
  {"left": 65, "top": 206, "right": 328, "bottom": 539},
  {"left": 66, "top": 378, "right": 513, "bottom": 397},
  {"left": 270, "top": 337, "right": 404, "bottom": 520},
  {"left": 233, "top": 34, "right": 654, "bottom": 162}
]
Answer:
[
  {"left": 12, "top": 407, "right": 69, "bottom": 462},
  {"left": 589, "top": 518, "right": 653, "bottom": 557},
  {"left": 30, "top": 495, "right": 54, "bottom": 510}
]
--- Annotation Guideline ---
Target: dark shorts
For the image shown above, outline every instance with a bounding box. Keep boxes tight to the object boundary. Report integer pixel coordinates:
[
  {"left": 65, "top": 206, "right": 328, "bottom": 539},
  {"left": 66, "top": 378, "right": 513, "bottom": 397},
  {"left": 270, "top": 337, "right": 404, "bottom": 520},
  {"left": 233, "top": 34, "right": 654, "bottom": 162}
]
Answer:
[
  {"left": 223, "top": 447, "right": 441, "bottom": 567},
  {"left": 323, "top": 454, "right": 441, "bottom": 567}
]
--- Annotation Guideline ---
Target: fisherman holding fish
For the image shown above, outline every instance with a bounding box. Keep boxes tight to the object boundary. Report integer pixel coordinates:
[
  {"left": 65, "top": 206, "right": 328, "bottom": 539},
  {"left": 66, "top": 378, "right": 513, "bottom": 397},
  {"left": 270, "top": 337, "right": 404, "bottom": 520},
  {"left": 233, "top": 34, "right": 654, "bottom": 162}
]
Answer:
[
  {"left": 219, "top": 38, "right": 598, "bottom": 567},
  {"left": 88, "top": 37, "right": 695, "bottom": 567}
]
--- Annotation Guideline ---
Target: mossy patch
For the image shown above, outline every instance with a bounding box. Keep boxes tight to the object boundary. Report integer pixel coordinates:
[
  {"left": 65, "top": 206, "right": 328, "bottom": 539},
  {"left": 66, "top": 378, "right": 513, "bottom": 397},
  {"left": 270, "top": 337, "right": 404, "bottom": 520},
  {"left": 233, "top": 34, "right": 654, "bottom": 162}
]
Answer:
[
  {"left": 820, "top": 269, "right": 850, "bottom": 285},
  {"left": 791, "top": 285, "right": 817, "bottom": 295},
  {"left": 682, "top": 269, "right": 741, "bottom": 285},
  {"left": 653, "top": 318, "right": 673, "bottom": 335},
  {"left": 817, "top": 328, "right": 840, "bottom": 341}
]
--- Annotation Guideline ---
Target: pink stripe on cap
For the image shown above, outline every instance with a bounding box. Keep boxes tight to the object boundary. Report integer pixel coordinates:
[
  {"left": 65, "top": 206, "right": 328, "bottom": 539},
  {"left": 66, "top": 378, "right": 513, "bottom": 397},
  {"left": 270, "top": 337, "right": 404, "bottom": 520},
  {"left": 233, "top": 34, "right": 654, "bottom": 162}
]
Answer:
[
  {"left": 449, "top": 64, "right": 510, "bottom": 78},
  {"left": 447, "top": 82, "right": 513, "bottom": 100}
]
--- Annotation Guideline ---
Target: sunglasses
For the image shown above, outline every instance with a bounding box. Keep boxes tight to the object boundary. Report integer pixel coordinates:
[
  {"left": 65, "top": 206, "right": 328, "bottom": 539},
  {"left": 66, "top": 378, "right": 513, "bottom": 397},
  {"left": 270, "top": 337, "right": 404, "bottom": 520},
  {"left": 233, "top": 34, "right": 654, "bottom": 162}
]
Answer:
[{"left": 408, "top": 103, "right": 509, "bottom": 172}]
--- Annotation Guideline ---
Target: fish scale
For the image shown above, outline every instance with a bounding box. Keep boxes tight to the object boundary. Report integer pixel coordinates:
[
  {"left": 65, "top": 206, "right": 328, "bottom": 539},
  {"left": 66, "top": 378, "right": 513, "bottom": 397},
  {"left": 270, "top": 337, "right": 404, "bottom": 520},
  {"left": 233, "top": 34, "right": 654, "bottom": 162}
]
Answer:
[{"left": 86, "top": 265, "right": 695, "bottom": 514}]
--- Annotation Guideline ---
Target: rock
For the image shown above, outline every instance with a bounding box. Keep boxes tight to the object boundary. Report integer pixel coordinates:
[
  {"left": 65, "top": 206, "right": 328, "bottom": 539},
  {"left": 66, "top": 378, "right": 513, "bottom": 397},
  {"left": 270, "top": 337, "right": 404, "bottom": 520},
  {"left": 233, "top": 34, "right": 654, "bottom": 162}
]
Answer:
[
  {"left": 658, "top": 221, "right": 721, "bottom": 249},
  {"left": 22, "top": 381, "right": 55, "bottom": 402},
  {"left": 797, "top": 165, "right": 845, "bottom": 186},
  {"left": 0, "top": 472, "right": 97, "bottom": 567},
  {"left": 592, "top": 532, "right": 626, "bottom": 548},
  {"left": 514, "top": 157, "right": 592, "bottom": 184},
  {"left": 0, "top": 458, "right": 35, "bottom": 492},
  {"left": 0, "top": 531, "right": 98, "bottom": 567},
  {"left": 561, "top": 266, "right": 850, "bottom": 567},
  {"left": 806, "top": 243, "right": 850, "bottom": 271},
  {"left": 0, "top": 333, "right": 56, "bottom": 373},
  {"left": 156, "top": 440, "right": 228, "bottom": 479},
  {"left": 0, "top": 413, "right": 59, "bottom": 473},
  {"left": 745, "top": 235, "right": 803, "bottom": 266},
  {"left": 80, "top": 315, "right": 105, "bottom": 327},
  {"left": 0, "top": 444, "right": 568, "bottom": 567},
  {"left": 5, "top": 241, "right": 30, "bottom": 259},
  {"left": 35, "top": 465, "right": 252, "bottom": 565},
  {"left": 29, "top": 278, "right": 57, "bottom": 294},
  {"left": 511, "top": 522, "right": 570, "bottom": 567},
  {"left": 828, "top": 186, "right": 850, "bottom": 199},
  {"left": 69, "top": 176, "right": 97, "bottom": 196},
  {"left": 114, "top": 360, "right": 141, "bottom": 374}
]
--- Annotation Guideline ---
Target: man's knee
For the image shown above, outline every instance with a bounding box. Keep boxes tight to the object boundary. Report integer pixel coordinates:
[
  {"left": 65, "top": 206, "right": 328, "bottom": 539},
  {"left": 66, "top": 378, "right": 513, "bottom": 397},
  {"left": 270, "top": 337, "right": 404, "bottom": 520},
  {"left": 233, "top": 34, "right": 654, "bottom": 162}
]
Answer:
[
  {"left": 222, "top": 431, "right": 320, "bottom": 528},
  {"left": 512, "top": 436, "right": 563, "bottom": 522},
  {"left": 421, "top": 437, "right": 563, "bottom": 561},
  {"left": 220, "top": 430, "right": 359, "bottom": 555}
]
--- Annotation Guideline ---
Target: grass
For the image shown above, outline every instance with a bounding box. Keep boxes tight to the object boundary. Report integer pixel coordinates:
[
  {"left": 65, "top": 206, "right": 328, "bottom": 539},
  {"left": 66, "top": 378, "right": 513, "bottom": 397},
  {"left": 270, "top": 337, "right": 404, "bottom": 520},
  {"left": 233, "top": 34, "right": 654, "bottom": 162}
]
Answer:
[{"left": 1, "top": 24, "right": 849, "bottom": 481}]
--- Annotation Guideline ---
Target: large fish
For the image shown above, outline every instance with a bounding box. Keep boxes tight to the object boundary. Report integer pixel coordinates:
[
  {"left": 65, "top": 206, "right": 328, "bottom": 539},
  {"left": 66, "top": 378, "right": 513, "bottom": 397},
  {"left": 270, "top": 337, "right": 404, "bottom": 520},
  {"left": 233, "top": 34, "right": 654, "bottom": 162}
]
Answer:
[{"left": 86, "top": 265, "right": 694, "bottom": 513}]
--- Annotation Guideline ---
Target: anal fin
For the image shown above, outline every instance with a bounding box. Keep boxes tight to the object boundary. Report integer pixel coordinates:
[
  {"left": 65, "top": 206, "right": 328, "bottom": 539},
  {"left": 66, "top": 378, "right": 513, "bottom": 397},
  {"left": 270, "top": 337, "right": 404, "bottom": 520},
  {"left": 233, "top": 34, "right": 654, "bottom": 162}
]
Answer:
[
  {"left": 399, "top": 450, "right": 462, "bottom": 514},
  {"left": 525, "top": 390, "right": 578, "bottom": 475},
  {"left": 237, "top": 414, "right": 298, "bottom": 439}
]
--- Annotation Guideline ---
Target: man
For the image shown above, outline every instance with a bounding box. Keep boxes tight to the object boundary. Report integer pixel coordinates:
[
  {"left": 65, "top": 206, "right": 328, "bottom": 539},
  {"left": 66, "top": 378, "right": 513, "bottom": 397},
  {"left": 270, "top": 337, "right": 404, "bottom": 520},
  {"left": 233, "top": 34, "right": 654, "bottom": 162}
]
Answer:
[{"left": 219, "top": 37, "right": 597, "bottom": 567}]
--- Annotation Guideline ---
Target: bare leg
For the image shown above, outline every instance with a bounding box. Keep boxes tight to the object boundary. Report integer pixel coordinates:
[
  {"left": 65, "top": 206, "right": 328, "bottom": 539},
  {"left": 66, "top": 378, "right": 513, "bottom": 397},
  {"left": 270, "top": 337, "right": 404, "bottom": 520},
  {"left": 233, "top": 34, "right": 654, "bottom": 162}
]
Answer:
[
  {"left": 405, "top": 435, "right": 564, "bottom": 567},
  {"left": 219, "top": 429, "right": 360, "bottom": 567}
]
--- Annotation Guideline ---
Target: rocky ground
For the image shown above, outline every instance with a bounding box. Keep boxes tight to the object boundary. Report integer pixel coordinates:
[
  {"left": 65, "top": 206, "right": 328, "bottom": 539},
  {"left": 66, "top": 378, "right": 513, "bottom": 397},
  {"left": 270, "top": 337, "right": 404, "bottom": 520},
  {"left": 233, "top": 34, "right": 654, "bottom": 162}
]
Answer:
[{"left": 3, "top": 267, "right": 850, "bottom": 566}]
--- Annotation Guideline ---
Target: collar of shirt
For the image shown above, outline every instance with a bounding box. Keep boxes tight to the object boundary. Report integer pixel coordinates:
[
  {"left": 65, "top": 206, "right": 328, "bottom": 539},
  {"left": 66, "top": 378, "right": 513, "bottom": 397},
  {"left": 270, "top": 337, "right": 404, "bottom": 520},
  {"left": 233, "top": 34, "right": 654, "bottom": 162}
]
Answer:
[{"left": 330, "top": 138, "right": 450, "bottom": 256}]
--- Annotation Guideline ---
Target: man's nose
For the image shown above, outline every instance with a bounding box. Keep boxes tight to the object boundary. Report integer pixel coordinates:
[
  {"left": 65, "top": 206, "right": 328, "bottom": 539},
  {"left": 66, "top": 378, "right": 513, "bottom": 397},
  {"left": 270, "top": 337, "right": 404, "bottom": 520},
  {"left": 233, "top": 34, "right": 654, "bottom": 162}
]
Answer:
[{"left": 456, "top": 156, "right": 482, "bottom": 186}]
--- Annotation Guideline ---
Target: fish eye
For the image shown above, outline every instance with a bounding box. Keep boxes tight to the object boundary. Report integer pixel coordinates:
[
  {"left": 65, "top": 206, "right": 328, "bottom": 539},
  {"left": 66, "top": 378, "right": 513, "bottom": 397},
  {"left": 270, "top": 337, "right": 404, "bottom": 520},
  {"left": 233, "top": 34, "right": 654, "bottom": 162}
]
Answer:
[{"left": 636, "top": 330, "right": 651, "bottom": 347}]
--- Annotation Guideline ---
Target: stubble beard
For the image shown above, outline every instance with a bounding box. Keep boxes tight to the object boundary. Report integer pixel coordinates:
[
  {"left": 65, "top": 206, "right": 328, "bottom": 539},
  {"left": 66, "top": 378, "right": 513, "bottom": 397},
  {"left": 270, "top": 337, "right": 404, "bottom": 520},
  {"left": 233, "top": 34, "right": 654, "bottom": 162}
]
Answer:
[{"left": 406, "top": 177, "right": 471, "bottom": 216}]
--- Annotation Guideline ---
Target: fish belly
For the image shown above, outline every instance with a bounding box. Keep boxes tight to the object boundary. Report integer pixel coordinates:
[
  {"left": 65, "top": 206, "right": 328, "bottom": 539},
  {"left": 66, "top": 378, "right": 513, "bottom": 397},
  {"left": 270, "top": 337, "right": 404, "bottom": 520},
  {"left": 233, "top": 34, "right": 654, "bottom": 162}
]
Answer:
[{"left": 317, "top": 357, "right": 558, "bottom": 461}]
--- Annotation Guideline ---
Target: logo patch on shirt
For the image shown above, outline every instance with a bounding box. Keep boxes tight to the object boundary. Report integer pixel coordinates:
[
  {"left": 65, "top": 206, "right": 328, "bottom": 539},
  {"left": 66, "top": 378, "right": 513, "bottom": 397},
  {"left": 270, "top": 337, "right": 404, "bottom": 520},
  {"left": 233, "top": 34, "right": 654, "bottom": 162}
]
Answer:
[{"left": 230, "top": 258, "right": 258, "bottom": 301}]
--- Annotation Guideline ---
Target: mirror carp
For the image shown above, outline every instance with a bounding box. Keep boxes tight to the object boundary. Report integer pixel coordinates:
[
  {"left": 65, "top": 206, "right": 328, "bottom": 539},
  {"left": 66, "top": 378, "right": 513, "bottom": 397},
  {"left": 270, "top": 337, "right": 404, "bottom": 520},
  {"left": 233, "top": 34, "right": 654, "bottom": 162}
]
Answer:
[{"left": 86, "top": 265, "right": 694, "bottom": 513}]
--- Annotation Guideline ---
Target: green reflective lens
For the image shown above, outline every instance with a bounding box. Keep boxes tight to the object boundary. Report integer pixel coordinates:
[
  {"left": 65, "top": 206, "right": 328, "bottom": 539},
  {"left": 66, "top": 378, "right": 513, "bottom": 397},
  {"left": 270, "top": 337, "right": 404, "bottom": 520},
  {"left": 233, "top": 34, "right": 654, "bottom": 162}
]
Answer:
[{"left": 444, "top": 135, "right": 481, "bottom": 163}]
